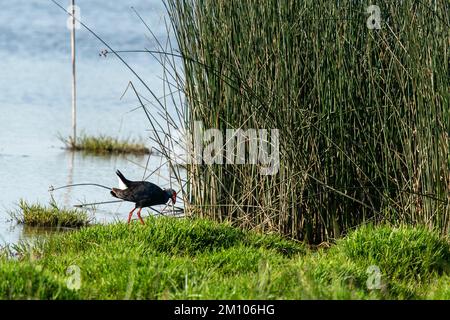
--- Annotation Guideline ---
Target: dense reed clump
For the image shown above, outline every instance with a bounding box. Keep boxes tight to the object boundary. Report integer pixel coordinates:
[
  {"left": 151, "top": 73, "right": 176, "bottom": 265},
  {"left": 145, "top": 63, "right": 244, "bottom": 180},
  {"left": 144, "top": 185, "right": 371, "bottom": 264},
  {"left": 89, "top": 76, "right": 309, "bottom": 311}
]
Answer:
[{"left": 166, "top": 0, "right": 449, "bottom": 242}]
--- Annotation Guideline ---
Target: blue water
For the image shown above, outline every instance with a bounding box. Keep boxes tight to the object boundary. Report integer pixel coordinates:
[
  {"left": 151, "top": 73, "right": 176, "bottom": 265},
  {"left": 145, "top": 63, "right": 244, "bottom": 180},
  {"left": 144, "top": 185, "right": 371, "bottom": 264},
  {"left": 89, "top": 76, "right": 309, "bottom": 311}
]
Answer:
[{"left": 0, "top": 0, "right": 182, "bottom": 246}]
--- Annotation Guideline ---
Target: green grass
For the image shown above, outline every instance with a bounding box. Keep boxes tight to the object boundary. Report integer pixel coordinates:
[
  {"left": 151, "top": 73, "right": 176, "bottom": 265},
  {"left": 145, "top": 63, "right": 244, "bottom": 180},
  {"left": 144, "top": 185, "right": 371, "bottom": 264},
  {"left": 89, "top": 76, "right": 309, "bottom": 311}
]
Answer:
[
  {"left": 63, "top": 134, "right": 150, "bottom": 155},
  {"left": 11, "top": 200, "right": 91, "bottom": 228},
  {"left": 1, "top": 217, "right": 449, "bottom": 299}
]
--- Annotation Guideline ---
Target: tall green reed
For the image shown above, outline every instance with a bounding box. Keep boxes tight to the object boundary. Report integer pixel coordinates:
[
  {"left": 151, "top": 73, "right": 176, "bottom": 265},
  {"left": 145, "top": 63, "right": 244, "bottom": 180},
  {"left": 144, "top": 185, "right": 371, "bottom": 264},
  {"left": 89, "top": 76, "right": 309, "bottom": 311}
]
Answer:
[{"left": 165, "top": 0, "right": 449, "bottom": 242}]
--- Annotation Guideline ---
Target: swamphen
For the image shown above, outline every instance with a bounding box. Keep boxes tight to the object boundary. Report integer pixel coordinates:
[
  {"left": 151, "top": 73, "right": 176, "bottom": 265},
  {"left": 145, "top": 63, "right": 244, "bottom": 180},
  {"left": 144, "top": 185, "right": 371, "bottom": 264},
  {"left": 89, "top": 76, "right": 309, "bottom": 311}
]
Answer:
[{"left": 111, "top": 170, "right": 177, "bottom": 224}]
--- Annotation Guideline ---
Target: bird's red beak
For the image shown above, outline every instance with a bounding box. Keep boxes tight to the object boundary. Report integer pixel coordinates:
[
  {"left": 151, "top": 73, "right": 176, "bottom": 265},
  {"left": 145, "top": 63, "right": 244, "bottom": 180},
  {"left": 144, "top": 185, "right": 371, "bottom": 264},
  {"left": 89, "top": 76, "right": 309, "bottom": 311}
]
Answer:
[{"left": 172, "top": 191, "right": 177, "bottom": 204}]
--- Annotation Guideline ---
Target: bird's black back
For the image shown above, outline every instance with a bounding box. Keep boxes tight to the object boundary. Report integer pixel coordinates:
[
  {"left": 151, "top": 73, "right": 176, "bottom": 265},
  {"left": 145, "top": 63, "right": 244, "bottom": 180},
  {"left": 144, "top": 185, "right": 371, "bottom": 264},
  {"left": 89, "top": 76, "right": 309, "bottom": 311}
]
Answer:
[{"left": 111, "top": 171, "right": 170, "bottom": 208}]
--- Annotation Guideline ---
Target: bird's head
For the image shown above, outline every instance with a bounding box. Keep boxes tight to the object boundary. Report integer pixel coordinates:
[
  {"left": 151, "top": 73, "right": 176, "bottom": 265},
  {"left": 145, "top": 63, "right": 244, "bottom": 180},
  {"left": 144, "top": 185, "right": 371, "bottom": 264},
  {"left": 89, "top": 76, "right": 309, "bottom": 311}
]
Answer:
[{"left": 165, "top": 188, "right": 177, "bottom": 204}]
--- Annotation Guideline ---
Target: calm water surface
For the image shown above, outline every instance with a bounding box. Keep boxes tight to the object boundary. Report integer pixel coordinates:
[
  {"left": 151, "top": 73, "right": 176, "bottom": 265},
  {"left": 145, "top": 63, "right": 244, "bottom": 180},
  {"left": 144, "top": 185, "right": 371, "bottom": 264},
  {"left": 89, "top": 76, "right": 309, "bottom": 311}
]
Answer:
[{"left": 0, "top": 0, "right": 180, "bottom": 246}]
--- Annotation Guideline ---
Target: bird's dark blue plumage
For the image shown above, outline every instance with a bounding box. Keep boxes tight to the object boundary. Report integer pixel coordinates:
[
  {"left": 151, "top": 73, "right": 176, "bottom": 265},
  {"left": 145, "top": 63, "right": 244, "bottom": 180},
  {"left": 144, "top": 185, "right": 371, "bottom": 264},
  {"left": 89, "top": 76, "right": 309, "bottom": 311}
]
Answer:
[{"left": 110, "top": 170, "right": 176, "bottom": 224}]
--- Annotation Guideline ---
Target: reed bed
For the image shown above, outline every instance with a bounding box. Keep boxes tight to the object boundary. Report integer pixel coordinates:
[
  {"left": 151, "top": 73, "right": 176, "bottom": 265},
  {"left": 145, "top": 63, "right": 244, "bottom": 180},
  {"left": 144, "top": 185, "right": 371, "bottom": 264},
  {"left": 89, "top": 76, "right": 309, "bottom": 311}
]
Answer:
[{"left": 162, "top": 0, "right": 449, "bottom": 243}]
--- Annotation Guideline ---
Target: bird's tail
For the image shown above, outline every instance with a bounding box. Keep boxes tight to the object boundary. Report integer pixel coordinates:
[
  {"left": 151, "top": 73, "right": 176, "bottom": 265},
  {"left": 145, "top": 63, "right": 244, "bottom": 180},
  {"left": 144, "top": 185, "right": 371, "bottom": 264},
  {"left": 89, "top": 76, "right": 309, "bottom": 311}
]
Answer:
[
  {"left": 115, "top": 170, "right": 130, "bottom": 188},
  {"left": 110, "top": 188, "right": 121, "bottom": 198}
]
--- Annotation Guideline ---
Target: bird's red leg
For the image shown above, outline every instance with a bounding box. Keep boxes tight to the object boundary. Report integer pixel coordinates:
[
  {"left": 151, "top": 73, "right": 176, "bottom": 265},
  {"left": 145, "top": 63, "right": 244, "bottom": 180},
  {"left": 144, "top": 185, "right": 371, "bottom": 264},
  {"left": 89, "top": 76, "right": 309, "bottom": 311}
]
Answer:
[
  {"left": 136, "top": 208, "right": 145, "bottom": 225},
  {"left": 127, "top": 208, "right": 136, "bottom": 224}
]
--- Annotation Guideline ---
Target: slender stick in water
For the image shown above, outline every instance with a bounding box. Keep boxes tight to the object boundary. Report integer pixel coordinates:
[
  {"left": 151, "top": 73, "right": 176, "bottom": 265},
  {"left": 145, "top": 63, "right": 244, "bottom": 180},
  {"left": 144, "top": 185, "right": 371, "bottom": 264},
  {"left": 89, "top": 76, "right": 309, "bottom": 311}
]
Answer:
[
  {"left": 49, "top": 183, "right": 112, "bottom": 192},
  {"left": 70, "top": 0, "right": 77, "bottom": 146},
  {"left": 73, "top": 200, "right": 123, "bottom": 208}
]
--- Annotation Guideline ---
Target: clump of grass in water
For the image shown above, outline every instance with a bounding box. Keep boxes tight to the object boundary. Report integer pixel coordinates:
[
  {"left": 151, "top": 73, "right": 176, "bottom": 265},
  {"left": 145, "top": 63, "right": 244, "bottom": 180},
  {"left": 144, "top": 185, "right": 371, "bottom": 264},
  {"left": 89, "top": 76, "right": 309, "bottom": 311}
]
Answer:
[
  {"left": 61, "top": 134, "right": 150, "bottom": 155},
  {"left": 12, "top": 199, "right": 91, "bottom": 228}
]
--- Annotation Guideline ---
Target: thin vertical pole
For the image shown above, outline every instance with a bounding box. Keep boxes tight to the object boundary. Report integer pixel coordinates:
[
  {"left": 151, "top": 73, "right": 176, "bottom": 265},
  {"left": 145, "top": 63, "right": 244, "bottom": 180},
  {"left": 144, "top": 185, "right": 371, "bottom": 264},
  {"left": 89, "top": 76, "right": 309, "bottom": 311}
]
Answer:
[{"left": 70, "top": 0, "right": 77, "bottom": 146}]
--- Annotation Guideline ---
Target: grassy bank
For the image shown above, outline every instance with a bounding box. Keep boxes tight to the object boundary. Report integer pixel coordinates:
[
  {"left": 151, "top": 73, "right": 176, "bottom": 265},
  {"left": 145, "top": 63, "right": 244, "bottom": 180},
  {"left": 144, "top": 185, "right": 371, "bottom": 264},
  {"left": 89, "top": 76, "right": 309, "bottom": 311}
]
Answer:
[
  {"left": 1, "top": 217, "right": 449, "bottom": 299},
  {"left": 62, "top": 134, "right": 150, "bottom": 155}
]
